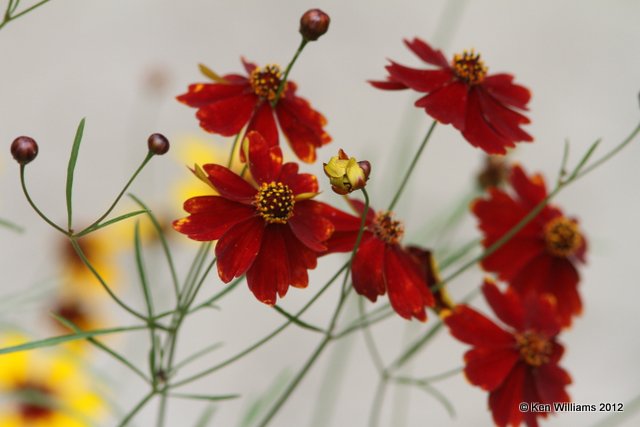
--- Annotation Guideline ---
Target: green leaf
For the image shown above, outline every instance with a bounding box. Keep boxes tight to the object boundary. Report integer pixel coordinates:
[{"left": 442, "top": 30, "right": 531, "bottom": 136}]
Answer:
[
  {"left": 75, "top": 209, "right": 148, "bottom": 237},
  {"left": 0, "top": 217, "right": 24, "bottom": 233},
  {"left": 66, "top": 118, "right": 86, "bottom": 230},
  {"left": 0, "top": 324, "right": 146, "bottom": 355},
  {"left": 171, "top": 393, "right": 240, "bottom": 402},
  {"left": 194, "top": 405, "right": 217, "bottom": 427}
]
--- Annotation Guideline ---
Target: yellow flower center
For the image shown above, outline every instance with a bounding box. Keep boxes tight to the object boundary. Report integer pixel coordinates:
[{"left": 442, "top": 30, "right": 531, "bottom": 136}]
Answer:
[
  {"left": 249, "top": 64, "right": 282, "bottom": 101},
  {"left": 544, "top": 216, "right": 582, "bottom": 257},
  {"left": 15, "top": 382, "right": 54, "bottom": 420},
  {"left": 515, "top": 330, "right": 553, "bottom": 367},
  {"left": 452, "top": 50, "right": 487, "bottom": 84},
  {"left": 254, "top": 182, "right": 295, "bottom": 224},
  {"left": 371, "top": 211, "right": 404, "bottom": 245}
]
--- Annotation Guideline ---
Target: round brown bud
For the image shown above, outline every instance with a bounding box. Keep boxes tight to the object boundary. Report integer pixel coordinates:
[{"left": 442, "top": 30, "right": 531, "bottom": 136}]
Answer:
[
  {"left": 147, "top": 133, "right": 170, "bottom": 155},
  {"left": 11, "top": 136, "right": 39, "bottom": 165},
  {"left": 299, "top": 9, "right": 330, "bottom": 41}
]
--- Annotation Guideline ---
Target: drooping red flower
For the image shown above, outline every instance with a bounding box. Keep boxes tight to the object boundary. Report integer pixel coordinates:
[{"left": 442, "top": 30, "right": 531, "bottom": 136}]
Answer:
[
  {"left": 472, "top": 164, "right": 587, "bottom": 327},
  {"left": 370, "top": 38, "right": 532, "bottom": 154},
  {"left": 173, "top": 131, "right": 336, "bottom": 305},
  {"left": 444, "top": 279, "right": 572, "bottom": 427},
  {"left": 405, "top": 246, "right": 454, "bottom": 315},
  {"left": 177, "top": 58, "right": 331, "bottom": 163},
  {"left": 321, "top": 201, "right": 435, "bottom": 321}
]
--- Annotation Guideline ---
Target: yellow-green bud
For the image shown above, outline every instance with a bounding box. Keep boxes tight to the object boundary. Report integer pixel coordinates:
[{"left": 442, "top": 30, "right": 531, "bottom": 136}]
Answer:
[{"left": 323, "top": 149, "right": 371, "bottom": 195}]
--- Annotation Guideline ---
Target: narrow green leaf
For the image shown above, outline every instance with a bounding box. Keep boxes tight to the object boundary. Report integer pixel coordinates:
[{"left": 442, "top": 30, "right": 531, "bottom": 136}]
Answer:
[
  {"left": 0, "top": 217, "right": 24, "bottom": 233},
  {"left": 569, "top": 138, "right": 601, "bottom": 181},
  {"left": 134, "top": 220, "right": 155, "bottom": 319},
  {"left": 65, "top": 118, "right": 86, "bottom": 230},
  {"left": 171, "top": 393, "right": 240, "bottom": 402},
  {"left": 194, "top": 405, "right": 217, "bottom": 427},
  {"left": 75, "top": 209, "right": 148, "bottom": 237},
  {"left": 173, "top": 342, "right": 224, "bottom": 372},
  {"left": 0, "top": 324, "right": 146, "bottom": 355}
]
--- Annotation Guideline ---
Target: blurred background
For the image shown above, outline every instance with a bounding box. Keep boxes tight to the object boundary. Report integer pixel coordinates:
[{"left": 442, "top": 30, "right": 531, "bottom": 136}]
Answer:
[{"left": 1, "top": 0, "right": 639, "bottom": 426}]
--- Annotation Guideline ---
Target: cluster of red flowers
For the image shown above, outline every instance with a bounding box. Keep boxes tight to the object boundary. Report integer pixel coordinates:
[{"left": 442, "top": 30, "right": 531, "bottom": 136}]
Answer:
[{"left": 173, "top": 28, "right": 586, "bottom": 426}]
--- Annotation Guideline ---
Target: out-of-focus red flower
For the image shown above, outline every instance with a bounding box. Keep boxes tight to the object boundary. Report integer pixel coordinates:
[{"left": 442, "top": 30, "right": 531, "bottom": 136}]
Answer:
[
  {"left": 321, "top": 201, "right": 435, "bottom": 321},
  {"left": 405, "top": 246, "right": 454, "bottom": 315},
  {"left": 371, "top": 38, "right": 532, "bottom": 154},
  {"left": 444, "top": 280, "right": 571, "bottom": 427},
  {"left": 177, "top": 59, "right": 331, "bottom": 163},
  {"left": 472, "top": 164, "right": 587, "bottom": 327},
  {"left": 173, "top": 132, "right": 336, "bottom": 305}
]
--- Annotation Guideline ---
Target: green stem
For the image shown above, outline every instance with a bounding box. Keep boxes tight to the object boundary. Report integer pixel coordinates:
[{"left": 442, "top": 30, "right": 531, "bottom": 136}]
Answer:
[
  {"left": 358, "top": 297, "right": 385, "bottom": 373},
  {"left": 118, "top": 390, "right": 155, "bottom": 427},
  {"left": 388, "top": 121, "right": 437, "bottom": 211},
  {"left": 271, "top": 38, "right": 308, "bottom": 106},
  {"left": 369, "top": 378, "right": 389, "bottom": 427},
  {"left": 227, "top": 131, "right": 243, "bottom": 169},
  {"left": 19, "top": 165, "right": 67, "bottom": 234}
]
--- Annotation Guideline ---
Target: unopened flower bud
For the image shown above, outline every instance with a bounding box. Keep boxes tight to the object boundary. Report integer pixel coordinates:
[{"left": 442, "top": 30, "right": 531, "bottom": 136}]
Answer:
[
  {"left": 299, "top": 9, "right": 330, "bottom": 41},
  {"left": 148, "top": 133, "right": 170, "bottom": 155},
  {"left": 323, "top": 149, "right": 370, "bottom": 195},
  {"left": 477, "top": 155, "right": 508, "bottom": 190},
  {"left": 11, "top": 136, "right": 39, "bottom": 165}
]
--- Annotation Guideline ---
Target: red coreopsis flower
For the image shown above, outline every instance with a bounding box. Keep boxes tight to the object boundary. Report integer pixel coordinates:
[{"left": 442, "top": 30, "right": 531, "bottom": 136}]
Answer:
[
  {"left": 472, "top": 164, "right": 587, "bottom": 327},
  {"left": 322, "top": 201, "right": 435, "bottom": 321},
  {"left": 444, "top": 280, "right": 571, "bottom": 427},
  {"left": 173, "top": 131, "right": 336, "bottom": 305},
  {"left": 177, "top": 58, "right": 331, "bottom": 163},
  {"left": 371, "top": 38, "right": 532, "bottom": 154}
]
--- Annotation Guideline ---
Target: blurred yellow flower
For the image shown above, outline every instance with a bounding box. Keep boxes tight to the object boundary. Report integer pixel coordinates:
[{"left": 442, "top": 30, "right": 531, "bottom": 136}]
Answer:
[
  {"left": 0, "top": 334, "right": 104, "bottom": 427},
  {"left": 47, "top": 294, "right": 105, "bottom": 353}
]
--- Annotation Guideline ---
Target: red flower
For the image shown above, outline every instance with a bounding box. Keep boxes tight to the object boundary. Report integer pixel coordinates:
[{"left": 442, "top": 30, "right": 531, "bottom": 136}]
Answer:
[
  {"left": 371, "top": 38, "right": 532, "bottom": 155},
  {"left": 173, "top": 131, "right": 335, "bottom": 305},
  {"left": 322, "top": 201, "right": 435, "bottom": 321},
  {"left": 177, "top": 58, "right": 331, "bottom": 163},
  {"left": 472, "top": 165, "right": 587, "bottom": 327},
  {"left": 444, "top": 280, "right": 571, "bottom": 427}
]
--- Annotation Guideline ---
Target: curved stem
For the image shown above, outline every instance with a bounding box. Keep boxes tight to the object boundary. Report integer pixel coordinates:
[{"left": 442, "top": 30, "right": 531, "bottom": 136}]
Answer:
[
  {"left": 272, "top": 38, "right": 308, "bottom": 106},
  {"left": 19, "top": 165, "right": 67, "bottom": 234},
  {"left": 388, "top": 120, "right": 437, "bottom": 211}
]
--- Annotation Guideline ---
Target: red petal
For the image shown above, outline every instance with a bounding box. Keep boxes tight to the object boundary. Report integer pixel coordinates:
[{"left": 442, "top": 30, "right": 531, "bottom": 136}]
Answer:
[
  {"left": 415, "top": 82, "right": 467, "bottom": 130},
  {"left": 246, "top": 131, "right": 282, "bottom": 184},
  {"left": 369, "top": 78, "right": 408, "bottom": 90},
  {"left": 464, "top": 347, "right": 519, "bottom": 391},
  {"left": 385, "top": 62, "right": 452, "bottom": 93},
  {"left": 472, "top": 189, "right": 540, "bottom": 239},
  {"left": 481, "top": 237, "right": 544, "bottom": 282},
  {"left": 488, "top": 363, "right": 527, "bottom": 427},
  {"left": 346, "top": 198, "right": 376, "bottom": 224},
  {"left": 384, "top": 246, "right": 434, "bottom": 321},
  {"left": 351, "top": 235, "right": 386, "bottom": 301},
  {"left": 203, "top": 164, "right": 256, "bottom": 203},
  {"left": 246, "top": 225, "right": 291, "bottom": 304},
  {"left": 522, "top": 292, "right": 562, "bottom": 336},
  {"left": 281, "top": 170, "right": 319, "bottom": 196},
  {"left": 246, "top": 101, "right": 279, "bottom": 150},
  {"left": 444, "top": 305, "right": 514, "bottom": 347},
  {"left": 173, "top": 196, "right": 255, "bottom": 241},
  {"left": 534, "top": 364, "right": 572, "bottom": 405},
  {"left": 276, "top": 94, "right": 331, "bottom": 163},
  {"left": 282, "top": 226, "right": 318, "bottom": 288},
  {"left": 462, "top": 89, "right": 513, "bottom": 154},
  {"left": 177, "top": 82, "right": 247, "bottom": 108},
  {"left": 196, "top": 92, "right": 257, "bottom": 136},
  {"left": 483, "top": 73, "right": 531, "bottom": 110},
  {"left": 403, "top": 38, "right": 450, "bottom": 68},
  {"left": 482, "top": 280, "right": 525, "bottom": 331},
  {"left": 288, "top": 201, "right": 335, "bottom": 252},
  {"left": 477, "top": 89, "right": 532, "bottom": 143},
  {"left": 510, "top": 165, "right": 548, "bottom": 209},
  {"left": 215, "top": 217, "right": 265, "bottom": 283},
  {"left": 241, "top": 57, "right": 257, "bottom": 74}
]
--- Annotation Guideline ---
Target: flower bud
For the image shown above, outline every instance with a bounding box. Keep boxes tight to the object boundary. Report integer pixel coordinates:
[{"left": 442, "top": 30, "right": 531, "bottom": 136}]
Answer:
[
  {"left": 148, "top": 133, "right": 170, "bottom": 155},
  {"left": 477, "top": 155, "right": 508, "bottom": 190},
  {"left": 323, "top": 149, "right": 370, "bottom": 195},
  {"left": 299, "top": 9, "right": 330, "bottom": 41},
  {"left": 11, "top": 136, "right": 39, "bottom": 165}
]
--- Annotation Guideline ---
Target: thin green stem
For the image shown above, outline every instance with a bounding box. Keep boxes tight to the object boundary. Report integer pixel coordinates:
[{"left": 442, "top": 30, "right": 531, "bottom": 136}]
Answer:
[
  {"left": 19, "top": 165, "right": 67, "bottom": 234},
  {"left": 272, "top": 38, "right": 308, "bottom": 106},
  {"left": 358, "top": 297, "right": 385, "bottom": 373},
  {"left": 388, "top": 121, "right": 437, "bottom": 211},
  {"left": 227, "top": 131, "right": 243, "bottom": 169},
  {"left": 118, "top": 390, "right": 155, "bottom": 427},
  {"left": 369, "top": 378, "right": 389, "bottom": 427},
  {"left": 273, "top": 306, "right": 325, "bottom": 333}
]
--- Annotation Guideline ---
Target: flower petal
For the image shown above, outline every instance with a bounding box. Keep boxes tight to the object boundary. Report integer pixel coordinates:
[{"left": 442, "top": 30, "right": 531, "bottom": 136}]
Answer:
[
  {"left": 203, "top": 164, "right": 256, "bottom": 203},
  {"left": 462, "top": 89, "right": 513, "bottom": 154},
  {"left": 246, "top": 225, "right": 291, "bottom": 304},
  {"left": 534, "top": 363, "right": 572, "bottom": 406},
  {"left": 282, "top": 226, "right": 318, "bottom": 288},
  {"left": 177, "top": 82, "right": 247, "bottom": 108},
  {"left": 215, "top": 217, "right": 264, "bottom": 283},
  {"left": 246, "top": 101, "right": 279, "bottom": 150},
  {"left": 403, "top": 38, "right": 449, "bottom": 67},
  {"left": 246, "top": 130, "right": 282, "bottom": 184},
  {"left": 281, "top": 170, "right": 319, "bottom": 196},
  {"left": 241, "top": 57, "right": 258, "bottom": 74},
  {"left": 481, "top": 280, "right": 525, "bottom": 331},
  {"left": 288, "top": 200, "right": 335, "bottom": 252},
  {"left": 488, "top": 363, "right": 526, "bottom": 427},
  {"left": 384, "top": 246, "right": 435, "bottom": 321},
  {"left": 351, "top": 235, "right": 386, "bottom": 301},
  {"left": 368, "top": 78, "right": 408, "bottom": 90},
  {"left": 477, "top": 89, "right": 532, "bottom": 143},
  {"left": 173, "top": 196, "right": 255, "bottom": 241},
  {"left": 444, "top": 305, "right": 514, "bottom": 347},
  {"left": 415, "top": 81, "right": 467, "bottom": 130},
  {"left": 464, "top": 347, "right": 519, "bottom": 391},
  {"left": 483, "top": 73, "right": 531, "bottom": 110},
  {"left": 196, "top": 92, "right": 257, "bottom": 136},
  {"left": 385, "top": 62, "right": 452, "bottom": 93}
]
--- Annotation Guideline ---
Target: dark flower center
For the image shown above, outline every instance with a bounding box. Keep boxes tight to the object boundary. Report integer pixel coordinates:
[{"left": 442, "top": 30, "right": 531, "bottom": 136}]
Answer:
[
  {"left": 371, "top": 211, "right": 404, "bottom": 245},
  {"left": 249, "top": 64, "right": 282, "bottom": 101},
  {"left": 15, "top": 382, "right": 55, "bottom": 420},
  {"left": 254, "top": 182, "right": 295, "bottom": 224},
  {"left": 544, "top": 216, "right": 582, "bottom": 257},
  {"left": 452, "top": 50, "right": 487, "bottom": 85},
  {"left": 515, "top": 330, "right": 553, "bottom": 367},
  {"left": 52, "top": 299, "right": 90, "bottom": 331}
]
